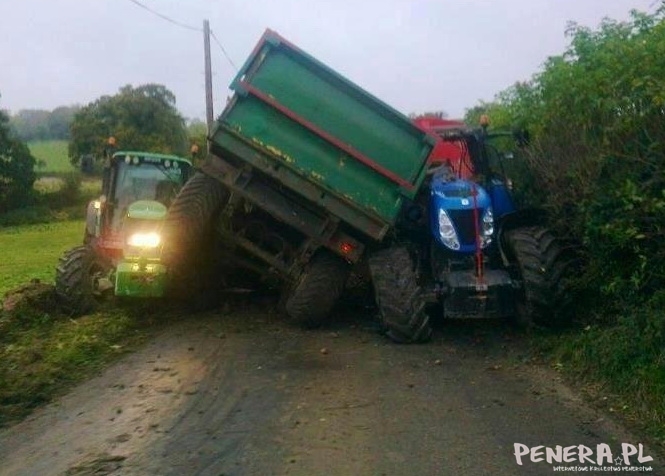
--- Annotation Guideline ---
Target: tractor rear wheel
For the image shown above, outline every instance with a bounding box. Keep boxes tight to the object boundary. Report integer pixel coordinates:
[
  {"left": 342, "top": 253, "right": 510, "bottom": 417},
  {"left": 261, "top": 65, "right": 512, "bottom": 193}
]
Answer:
[
  {"left": 505, "top": 226, "right": 572, "bottom": 327},
  {"left": 162, "top": 171, "right": 230, "bottom": 307},
  {"left": 284, "top": 251, "right": 350, "bottom": 328},
  {"left": 55, "top": 245, "right": 111, "bottom": 315},
  {"left": 368, "top": 247, "right": 432, "bottom": 343}
]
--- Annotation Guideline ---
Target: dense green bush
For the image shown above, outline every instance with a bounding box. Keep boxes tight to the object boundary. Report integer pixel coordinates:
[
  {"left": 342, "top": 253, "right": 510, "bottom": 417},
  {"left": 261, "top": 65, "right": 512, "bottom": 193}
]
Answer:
[
  {"left": 38, "top": 172, "right": 82, "bottom": 210},
  {"left": 466, "top": 6, "right": 665, "bottom": 310},
  {"left": 0, "top": 104, "right": 36, "bottom": 213},
  {"left": 0, "top": 173, "right": 91, "bottom": 228}
]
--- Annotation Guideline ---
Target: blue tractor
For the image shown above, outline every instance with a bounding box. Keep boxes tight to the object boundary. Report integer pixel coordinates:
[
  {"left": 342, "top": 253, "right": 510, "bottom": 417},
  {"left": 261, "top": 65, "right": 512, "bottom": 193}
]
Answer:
[{"left": 368, "top": 123, "right": 572, "bottom": 343}]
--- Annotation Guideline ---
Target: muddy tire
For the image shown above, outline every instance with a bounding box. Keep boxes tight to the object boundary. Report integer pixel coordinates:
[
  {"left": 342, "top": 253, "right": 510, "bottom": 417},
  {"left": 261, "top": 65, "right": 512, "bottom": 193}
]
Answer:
[
  {"left": 163, "top": 171, "right": 230, "bottom": 305},
  {"left": 163, "top": 171, "right": 229, "bottom": 255},
  {"left": 284, "top": 251, "right": 350, "bottom": 328},
  {"left": 368, "top": 247, "right": 432, "bottom": 343},
  {"left": 505, "top": 226, "right": 572, "bottom": 328},
  {"left": 55, "top": 246, "right": 111, "bottom": 316}
]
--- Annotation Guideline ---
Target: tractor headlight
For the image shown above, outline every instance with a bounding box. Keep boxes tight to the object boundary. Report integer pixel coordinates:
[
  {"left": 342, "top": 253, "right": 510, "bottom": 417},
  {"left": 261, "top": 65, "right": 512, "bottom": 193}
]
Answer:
[
  {"left": 481, "top": 208, "right": 494, "bottom": 247},
  {"left": 438, "top": 209, "right": 460, "bottom": 250},
  {"left": 127, "top": 232, "right": 161, "bottom": 248}
]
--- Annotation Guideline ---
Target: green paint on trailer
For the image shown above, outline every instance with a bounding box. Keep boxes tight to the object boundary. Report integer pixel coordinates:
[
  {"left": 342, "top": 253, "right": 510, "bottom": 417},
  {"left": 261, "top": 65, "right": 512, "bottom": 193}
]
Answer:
[
  {"left": 214, "top": 30, "right": 434, "bottom": 233},
  {"left": 242, "top": 47, "right": 429, "bottom": 182}
]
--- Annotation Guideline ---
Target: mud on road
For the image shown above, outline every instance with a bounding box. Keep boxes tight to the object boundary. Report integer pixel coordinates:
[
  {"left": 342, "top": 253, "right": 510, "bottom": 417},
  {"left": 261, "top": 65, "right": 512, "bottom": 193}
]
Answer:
[{"left": 0, "top": 300, "right": 661, "bottom": 476}]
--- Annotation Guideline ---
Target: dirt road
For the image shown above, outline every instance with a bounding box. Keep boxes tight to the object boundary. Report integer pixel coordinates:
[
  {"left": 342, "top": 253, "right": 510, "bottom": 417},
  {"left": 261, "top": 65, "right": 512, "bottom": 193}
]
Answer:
[{"left": 0, "top": 301, "right": 661, "bottom": 476}]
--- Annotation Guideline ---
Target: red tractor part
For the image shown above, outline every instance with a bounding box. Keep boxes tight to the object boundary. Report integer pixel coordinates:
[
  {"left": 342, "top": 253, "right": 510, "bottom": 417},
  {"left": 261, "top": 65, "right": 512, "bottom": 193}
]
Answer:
[{"left": 413, "top": 117, "right": 474, "bottom": 179}]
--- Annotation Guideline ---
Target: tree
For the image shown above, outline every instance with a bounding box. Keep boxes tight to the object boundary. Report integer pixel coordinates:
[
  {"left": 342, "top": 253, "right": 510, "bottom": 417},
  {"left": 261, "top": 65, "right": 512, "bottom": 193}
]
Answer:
[
  {"left": 10, "top": 109, "right": 50, "bottom": 141},
  {"left": 186, "top": 118, "right": 207, "bottom": 138},
  {"left": 10, "top": 105, "right": 80, "bottom": 141},
  {"left": 68, "top": 84, "right": 188, "bottom": 165},
  {"left": 408, "top": 110, "right": 449, "bottom": 120},
  {"left": 0, "top": 99, "right": 36, "bottom": 212},
  {"left": 46, "top": 106, "right": 79, "bottom": 140}
]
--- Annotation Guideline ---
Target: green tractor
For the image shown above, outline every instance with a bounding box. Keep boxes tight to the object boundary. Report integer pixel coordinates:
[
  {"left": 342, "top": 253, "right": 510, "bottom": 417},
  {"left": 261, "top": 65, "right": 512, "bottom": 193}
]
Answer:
[{"left": 55, "top": 149, "right": 193, "bottom": 314}]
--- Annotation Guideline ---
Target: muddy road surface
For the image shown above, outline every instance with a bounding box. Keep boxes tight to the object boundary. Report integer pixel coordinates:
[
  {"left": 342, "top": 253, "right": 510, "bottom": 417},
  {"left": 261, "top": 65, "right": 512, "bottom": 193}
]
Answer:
[{"left": 0, "top": 301, "right": 661, "bottom": 476}]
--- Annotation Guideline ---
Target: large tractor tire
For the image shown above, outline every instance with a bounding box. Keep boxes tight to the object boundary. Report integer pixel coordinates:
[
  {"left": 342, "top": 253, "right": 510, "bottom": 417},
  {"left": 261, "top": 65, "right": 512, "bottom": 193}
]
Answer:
[
  {"left": 55, "top": 245, "right": 111, "bottom": 316},
  {"left": 368, "top": 247, "right": 432, "bottom": 343},
  {"left": 505, "top": 226, "right": 572, "bottom": 328},
  {"left": 163, "top": 171, "right": 229, "bottom": 255},
  {"left": 284, "top": 251, "right": 350, "bottom": 328},
  {"left": 162, "top": 171, "right": 230, "bottom": 306}
]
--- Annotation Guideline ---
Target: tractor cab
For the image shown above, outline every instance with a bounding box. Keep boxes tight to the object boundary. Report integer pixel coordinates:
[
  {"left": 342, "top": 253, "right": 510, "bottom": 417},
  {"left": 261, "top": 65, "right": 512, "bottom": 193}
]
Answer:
[
  {"left": 430, "top": 119, "right": 522, "bottom": 233},
  {"left": 108, "top": 153, "right": 190, "bottom": 229},
  {"left": 87, "top": 151, "right": 192, "bottom": 250}
]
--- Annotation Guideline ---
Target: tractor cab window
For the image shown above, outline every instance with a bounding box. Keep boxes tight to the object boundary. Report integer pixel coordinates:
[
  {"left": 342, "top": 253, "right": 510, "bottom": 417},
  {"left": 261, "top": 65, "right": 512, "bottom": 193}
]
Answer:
[
  {"left": 113, "top": 163, "right": 183, "bottom": 205},
  {"left": 484, "top": 143, "right": 505, "bottom": 175},
  {"left": 476, "top": 135, "right": 514, "bottom": 183},
  {"left": 110, "top": 158, "right": 187, "bottom": 228}
]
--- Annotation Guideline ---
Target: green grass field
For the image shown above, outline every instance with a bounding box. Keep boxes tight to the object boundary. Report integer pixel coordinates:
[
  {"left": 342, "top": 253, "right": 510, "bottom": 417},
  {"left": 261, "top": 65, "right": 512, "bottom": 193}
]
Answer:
[
  {"left": 28, "top": 140, "right": 73, "bottom": 173},
  {"left": 0, "top": 221, "right": 83, "bottom": 296}
]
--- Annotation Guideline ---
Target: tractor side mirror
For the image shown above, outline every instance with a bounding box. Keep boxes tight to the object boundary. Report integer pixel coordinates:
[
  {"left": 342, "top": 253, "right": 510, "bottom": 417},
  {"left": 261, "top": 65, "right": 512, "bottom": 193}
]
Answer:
[
  {"left": 513, "top": 129, "right": 531, "bottom": 148},
  {"left": 85, "top": 198, "right": 105, "bottom": 238}
]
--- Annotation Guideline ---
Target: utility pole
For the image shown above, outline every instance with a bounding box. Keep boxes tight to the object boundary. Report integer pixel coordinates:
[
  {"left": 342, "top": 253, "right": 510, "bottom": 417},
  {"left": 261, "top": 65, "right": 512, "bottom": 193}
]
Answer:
[{"left": 203, "top": 19, "right": 214, "bottom": 142}]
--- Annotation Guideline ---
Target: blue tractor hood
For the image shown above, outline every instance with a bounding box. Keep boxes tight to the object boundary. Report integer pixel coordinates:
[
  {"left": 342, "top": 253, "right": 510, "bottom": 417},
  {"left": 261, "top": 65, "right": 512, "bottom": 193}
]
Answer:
[{"left": 430, "top": 177, "right": 493, "bottom": 254}]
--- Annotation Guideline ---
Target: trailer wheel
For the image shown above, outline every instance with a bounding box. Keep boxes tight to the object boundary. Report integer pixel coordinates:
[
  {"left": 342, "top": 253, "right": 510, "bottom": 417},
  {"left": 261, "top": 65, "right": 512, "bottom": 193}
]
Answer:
[
  {"left": 163, "top": 171, "right": 230, "bottom": 304},
  {"left": 368, "top": 247, "right": 432, "bottom": 343},
  {"left": 55, "top": 245, "right": 111, "bottom": 315},
  {"left": 505, "top": 226, "right": 572, "bottom": 327},
  {"left": 284, "top": 251, "right": 350, "bottom": 328}
]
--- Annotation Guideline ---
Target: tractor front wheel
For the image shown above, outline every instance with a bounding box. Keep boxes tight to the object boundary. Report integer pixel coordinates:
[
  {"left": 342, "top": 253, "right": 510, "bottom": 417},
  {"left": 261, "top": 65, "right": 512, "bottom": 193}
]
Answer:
[
  {"left": 55, "top": 245, "right": 112, "bottom": 315},
  {"left": 368, "top": 247, "right": 432, "bottom": 343},
  {"left": 505, "top": 226, "right": 572, "bottom": 328}
]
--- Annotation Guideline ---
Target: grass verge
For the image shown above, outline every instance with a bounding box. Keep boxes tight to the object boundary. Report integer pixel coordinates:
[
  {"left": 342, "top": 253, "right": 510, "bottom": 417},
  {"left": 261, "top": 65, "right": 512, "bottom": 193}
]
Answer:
[
  {"left": 534, "top": 297, "right": 665, "bottom": 450},
  {"left": 0, "top": 304, "right": 168, "bottom": 427},
  {"left": 0, "top": 221, "right": 84, "bottom": 296},
  {"left": 0, "top": 220, "right": 177, "bottom": 428}
]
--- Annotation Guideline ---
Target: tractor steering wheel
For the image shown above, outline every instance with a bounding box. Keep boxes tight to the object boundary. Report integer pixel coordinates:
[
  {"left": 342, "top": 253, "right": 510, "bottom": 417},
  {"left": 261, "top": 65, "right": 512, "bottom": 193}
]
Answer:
[{"left": 426, "top": 162, "right": 455, "bottom": 180}]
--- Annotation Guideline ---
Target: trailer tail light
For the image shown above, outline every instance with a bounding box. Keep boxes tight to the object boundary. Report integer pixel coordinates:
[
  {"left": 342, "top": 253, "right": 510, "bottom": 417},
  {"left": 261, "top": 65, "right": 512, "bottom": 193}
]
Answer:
[
  {"left": 340, "top": 242, "right": 354, "bottom": 255},
  {"left": 329, "top": 231, "right": 363, "bottom": 262}
]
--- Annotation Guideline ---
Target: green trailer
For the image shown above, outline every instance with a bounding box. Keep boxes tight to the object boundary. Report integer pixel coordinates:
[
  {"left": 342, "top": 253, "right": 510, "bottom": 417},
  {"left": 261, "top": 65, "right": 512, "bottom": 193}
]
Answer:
[{"left": 165, "top": 29, "right": 435, "bottom": 326}]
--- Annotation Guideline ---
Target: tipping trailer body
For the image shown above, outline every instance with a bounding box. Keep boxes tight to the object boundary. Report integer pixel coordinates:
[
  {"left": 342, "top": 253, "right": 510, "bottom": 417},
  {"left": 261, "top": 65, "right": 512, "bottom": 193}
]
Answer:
[{"left": 205, "top": 29, "right": 435, "bottom": 252}]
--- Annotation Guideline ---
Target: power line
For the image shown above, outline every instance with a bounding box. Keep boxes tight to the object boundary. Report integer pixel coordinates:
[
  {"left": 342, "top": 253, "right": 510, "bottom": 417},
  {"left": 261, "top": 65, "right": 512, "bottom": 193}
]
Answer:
[
  {"left": 211, "top": 30, "right": 238, "bottom": 72},
  {"left": 125, "top": 0, "right": 238, "bottom": 72},
  {"left": 126, "top": 0, "right": 201, "bottom": 32}
]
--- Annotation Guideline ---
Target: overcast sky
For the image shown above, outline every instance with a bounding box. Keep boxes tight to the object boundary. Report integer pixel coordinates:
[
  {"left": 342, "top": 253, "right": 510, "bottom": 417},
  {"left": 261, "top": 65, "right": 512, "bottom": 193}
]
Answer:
[{"left": 0, "top": 0, "right": 657, "bottom": 121}]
